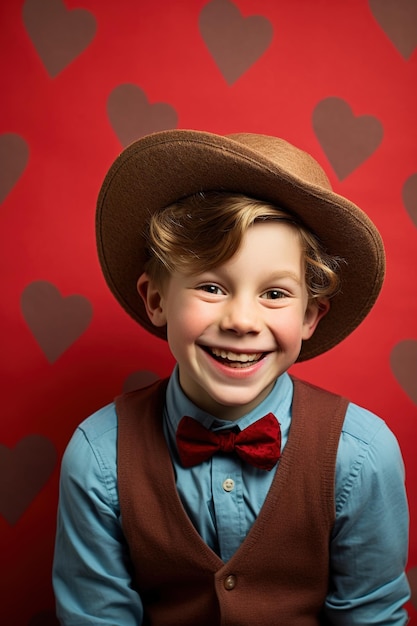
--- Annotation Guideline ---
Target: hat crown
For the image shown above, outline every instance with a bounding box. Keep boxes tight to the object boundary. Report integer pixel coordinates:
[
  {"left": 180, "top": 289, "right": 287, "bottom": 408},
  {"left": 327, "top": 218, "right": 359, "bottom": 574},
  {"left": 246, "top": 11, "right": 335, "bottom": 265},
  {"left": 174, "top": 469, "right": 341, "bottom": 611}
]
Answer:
[{"left": 228, "top": 133, "right": 333, "bottom": 191}]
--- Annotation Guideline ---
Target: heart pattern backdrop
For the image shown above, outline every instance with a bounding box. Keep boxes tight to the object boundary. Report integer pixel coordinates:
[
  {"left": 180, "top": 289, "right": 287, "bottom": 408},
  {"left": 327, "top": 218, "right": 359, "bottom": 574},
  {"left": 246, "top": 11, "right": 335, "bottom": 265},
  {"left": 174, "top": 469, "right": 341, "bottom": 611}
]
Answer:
[
  {"left": 22, "top": 0, "right": 97, "bottom": 77},
  {"left": 107, "top": 84, "right": 179, "bottom": 147},
  {"left": 312, "top": 97, "right": 384, "bottom": 180},
  {"left": 0, "top": 133, "right": 30, "bottom": 204},
  {"left": 1, "top": 0, "right": 416, "bottom": 623},
  {"left": 0, "top": 435, "right": 56, "bottom": 526},
  {"left": 21, "top": 281, "right": 93, "bottom": 363},
  {"left": 199, "top": 0, "right": 274, "bottom": 84}
]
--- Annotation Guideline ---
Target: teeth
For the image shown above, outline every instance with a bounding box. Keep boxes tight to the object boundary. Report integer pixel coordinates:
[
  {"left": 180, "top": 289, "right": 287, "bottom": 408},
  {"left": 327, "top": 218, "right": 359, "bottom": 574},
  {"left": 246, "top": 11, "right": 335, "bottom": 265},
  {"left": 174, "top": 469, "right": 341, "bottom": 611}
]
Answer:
[{"left": 211, "top": 348, "right": 263, "bottom": 363}]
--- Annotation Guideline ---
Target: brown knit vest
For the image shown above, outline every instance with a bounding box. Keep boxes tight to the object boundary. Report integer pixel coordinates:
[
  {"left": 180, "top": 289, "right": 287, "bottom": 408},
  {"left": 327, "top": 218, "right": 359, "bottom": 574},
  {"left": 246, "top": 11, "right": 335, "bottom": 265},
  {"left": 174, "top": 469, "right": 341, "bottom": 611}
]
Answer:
[{"left": 117, "top": 376, "right": 348, "bottom": 626}]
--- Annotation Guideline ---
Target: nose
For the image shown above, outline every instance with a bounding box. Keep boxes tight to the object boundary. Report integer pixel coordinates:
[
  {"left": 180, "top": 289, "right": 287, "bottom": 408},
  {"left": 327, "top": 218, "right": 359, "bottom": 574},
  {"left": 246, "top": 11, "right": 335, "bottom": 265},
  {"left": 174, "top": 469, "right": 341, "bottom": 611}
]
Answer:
[{"left": 219, "top": 295, "right": 262, "bottom": 335}]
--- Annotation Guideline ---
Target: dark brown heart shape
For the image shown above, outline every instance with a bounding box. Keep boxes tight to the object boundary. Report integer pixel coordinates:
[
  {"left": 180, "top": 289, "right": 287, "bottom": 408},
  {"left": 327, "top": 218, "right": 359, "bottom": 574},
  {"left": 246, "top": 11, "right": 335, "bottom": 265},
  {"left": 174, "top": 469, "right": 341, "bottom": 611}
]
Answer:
[
  {"left": 199, "top": 0, "right": 273, "bottom": 85},
  {"left": 123, "top": 370, "right": 160, "bottom": 394},
  {"left": 390, "top": 339, "right": 417, "bottom": 406},
  {"left": 402, "top": 172, "right": 417, "bottom": 228},
  {"left": 107, "top": 84, "right": 178, "bottom": 147},
  {"left": 23, "top": 0, "right": 96, "bottom": 77},
  {"left": 21, "top": 280, "right": 93, "bottom": 363},
  {"left": 313, "top": 97, "right": 383, "bottom": 180},
  {"left": 0, "top": 133, "right": 29, "bottom": 204},
  {"left": 369, "top": 0, "right": 417, "bottom": 59},
  {"left": 0, "top": 435, "right": 56, "bottom": 525}
]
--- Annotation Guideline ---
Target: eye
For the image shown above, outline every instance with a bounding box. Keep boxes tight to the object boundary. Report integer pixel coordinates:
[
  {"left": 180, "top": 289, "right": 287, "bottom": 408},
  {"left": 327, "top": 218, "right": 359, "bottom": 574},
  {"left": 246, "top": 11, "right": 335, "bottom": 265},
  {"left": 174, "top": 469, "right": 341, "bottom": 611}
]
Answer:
[
  {"left": 261, "top": 289, "right": 287, "bottom": 300},
  {"left": 198, "top": 284, "right": 224, "bottom": 295}
]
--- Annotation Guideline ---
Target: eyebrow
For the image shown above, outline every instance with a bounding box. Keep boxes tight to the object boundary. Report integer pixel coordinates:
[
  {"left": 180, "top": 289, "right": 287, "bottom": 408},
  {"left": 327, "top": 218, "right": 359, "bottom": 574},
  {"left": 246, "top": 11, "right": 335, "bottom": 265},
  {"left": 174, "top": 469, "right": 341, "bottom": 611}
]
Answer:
[
  {"left": 265, "top": 270, "right": 303, "bottom": 285},
  {"left": 193, "top": 267, "right": 303, "bottom": 286}
]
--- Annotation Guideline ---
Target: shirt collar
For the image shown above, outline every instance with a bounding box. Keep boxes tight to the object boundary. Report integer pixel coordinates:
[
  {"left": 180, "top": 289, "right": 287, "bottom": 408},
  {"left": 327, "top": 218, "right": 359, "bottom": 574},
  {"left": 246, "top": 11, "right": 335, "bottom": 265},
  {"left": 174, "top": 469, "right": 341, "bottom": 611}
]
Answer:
[{"left": 164, "top": 365, "right": 293, "bottom": 435}]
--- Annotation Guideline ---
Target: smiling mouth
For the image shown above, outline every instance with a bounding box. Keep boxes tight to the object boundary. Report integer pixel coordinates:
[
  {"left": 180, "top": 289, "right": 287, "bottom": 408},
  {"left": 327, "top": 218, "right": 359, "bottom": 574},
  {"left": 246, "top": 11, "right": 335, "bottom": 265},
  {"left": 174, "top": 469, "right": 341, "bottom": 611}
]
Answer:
[{"left": 203, "top": 347, "right": 267, "bottom": 368}]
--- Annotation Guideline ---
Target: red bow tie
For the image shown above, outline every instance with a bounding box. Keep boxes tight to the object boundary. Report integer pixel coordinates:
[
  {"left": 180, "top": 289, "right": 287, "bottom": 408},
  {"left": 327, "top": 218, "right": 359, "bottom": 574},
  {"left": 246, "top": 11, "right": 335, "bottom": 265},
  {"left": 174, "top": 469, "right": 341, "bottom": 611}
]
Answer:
[{"left": 176, "top": 413, "right": 281, "bottom": 471}]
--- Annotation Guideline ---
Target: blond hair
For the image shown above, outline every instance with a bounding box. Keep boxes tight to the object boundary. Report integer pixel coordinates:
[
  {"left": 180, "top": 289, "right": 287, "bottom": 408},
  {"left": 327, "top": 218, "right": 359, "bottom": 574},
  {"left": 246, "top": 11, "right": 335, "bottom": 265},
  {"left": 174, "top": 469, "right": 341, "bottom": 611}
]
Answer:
[{"left": 143, "top": 192, "right": 342, "bottom": 300}]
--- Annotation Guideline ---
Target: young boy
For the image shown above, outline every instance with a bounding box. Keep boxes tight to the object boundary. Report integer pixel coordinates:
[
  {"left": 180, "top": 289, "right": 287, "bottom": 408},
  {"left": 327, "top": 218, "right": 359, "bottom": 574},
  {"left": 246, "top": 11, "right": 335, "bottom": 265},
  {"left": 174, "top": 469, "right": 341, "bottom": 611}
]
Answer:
[{"left": 53, "top": 130, "right": 410, "bottom": 624}]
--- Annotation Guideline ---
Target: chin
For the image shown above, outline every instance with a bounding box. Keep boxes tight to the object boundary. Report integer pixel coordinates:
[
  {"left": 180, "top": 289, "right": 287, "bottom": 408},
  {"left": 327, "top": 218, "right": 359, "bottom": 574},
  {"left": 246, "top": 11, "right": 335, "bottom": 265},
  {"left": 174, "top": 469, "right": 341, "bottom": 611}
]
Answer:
[{"left": 208, "top": 388, "right": 271, "bottom": 415}]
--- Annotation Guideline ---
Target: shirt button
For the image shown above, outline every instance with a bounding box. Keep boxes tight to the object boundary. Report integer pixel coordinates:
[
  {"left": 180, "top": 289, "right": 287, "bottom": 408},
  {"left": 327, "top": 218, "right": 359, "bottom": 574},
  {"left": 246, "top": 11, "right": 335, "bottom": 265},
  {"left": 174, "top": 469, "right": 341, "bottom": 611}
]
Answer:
[
  {"left": 224, "top": 575, "right": 236, "bottom": 590},
  {"left": 222, "top": 478, "right": 235, "bottom": 492}
]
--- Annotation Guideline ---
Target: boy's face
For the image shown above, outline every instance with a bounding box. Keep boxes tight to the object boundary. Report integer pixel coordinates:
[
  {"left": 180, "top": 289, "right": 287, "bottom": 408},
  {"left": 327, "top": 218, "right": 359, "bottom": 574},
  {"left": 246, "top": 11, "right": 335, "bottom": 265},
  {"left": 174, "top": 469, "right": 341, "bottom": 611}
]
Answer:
[{"left": 138, "top": 221, "right": 328, "bottom": 421}]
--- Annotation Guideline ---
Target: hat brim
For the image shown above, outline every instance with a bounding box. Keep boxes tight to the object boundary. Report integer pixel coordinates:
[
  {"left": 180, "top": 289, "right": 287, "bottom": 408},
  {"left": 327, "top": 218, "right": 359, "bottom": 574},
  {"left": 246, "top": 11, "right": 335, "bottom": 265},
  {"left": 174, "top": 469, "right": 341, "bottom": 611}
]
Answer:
[{"left": 96, "top": 129, "right": 385, "bottom": 361}]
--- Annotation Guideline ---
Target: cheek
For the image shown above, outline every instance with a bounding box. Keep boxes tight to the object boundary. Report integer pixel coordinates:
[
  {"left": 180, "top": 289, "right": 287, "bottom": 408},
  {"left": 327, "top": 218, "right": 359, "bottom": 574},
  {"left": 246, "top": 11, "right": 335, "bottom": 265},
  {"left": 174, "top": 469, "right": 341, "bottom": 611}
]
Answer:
[
  {"left": 269, "top": 308, "right": 307, "bottom": 342},
  {"left": 166, "top": 301, "right": 207, "bottom": 342}
]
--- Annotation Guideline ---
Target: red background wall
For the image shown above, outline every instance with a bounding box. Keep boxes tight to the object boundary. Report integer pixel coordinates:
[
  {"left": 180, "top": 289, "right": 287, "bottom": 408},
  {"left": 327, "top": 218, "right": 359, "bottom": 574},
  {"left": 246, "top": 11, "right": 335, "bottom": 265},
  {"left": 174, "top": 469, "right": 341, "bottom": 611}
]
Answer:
[{"left": 1, "top": 1, "right": 416, "bottom": 624}]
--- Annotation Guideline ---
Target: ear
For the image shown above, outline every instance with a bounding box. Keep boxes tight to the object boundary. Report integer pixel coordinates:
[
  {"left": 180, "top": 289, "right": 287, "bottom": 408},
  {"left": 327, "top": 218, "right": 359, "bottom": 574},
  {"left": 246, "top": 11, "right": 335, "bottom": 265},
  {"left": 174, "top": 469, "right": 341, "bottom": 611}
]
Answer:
[
  {"left": 137, "top": 273, "right": 167, "bottom": 327},
  {"left": 302, "top": 298, "right": 330, "bottom": 340}
]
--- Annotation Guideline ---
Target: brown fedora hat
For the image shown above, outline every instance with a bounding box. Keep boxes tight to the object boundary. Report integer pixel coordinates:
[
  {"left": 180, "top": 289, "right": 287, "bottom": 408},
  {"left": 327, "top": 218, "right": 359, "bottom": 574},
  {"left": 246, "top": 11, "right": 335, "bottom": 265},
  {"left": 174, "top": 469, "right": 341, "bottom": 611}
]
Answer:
[{"left": 96, "top": 129, "right": 385, "bottom": 361}]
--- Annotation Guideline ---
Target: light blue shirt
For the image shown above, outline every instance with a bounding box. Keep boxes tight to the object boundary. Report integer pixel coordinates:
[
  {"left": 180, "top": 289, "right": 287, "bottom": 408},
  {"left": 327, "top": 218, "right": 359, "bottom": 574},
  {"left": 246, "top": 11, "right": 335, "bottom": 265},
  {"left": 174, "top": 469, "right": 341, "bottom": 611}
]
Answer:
[{"left": 53, "top": 370, "right": 410, "bottom": 624}]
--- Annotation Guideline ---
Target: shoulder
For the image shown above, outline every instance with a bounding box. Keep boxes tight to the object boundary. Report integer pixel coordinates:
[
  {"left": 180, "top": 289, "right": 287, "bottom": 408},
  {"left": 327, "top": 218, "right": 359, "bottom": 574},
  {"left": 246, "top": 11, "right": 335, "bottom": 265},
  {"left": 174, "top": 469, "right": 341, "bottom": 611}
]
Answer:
[
  {"left": 58, "top": 404, "right": 121, "bottom": 530},
  {"left": 293, "top": 376, "right": 399, "bottom": 451},
  {"left": 76, "top": 402, "right": 118, "bottom": 444},
  {"left": 341, "top": 401, "right": 402, "bottom": 460},
  {"left": 63, "top": 402, "right": 118, "bottom": 464},
  {"left": 291, "top": 378, "right": 406, "bottom": 507},
  {"left": 336, "top": 401, "right": 405, "bottom": 513},
  {"left": 61, "top": 403, "right": 118, "bottom": 492}
]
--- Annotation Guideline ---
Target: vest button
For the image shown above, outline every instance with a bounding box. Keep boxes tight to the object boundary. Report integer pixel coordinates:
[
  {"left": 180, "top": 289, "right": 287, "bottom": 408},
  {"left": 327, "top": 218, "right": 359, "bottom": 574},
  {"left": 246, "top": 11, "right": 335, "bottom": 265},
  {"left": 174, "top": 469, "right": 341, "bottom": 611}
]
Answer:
[{"left": 224, "top": 574, "right": 236, "bottom": 590}]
